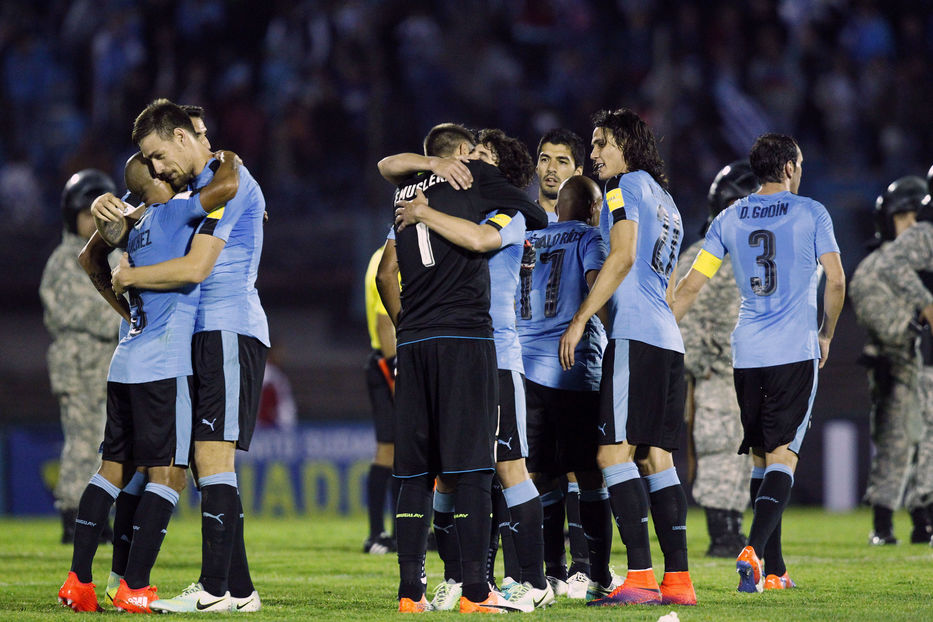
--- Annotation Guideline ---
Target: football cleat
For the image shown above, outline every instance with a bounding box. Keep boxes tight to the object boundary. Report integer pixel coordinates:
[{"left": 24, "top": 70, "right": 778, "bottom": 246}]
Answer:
[
  {"left": 566, "top": 571, "right": 591, "bottom": 599},
  {"left": 868, "top": 530, "right": 898, "bottom": 546},
  {"left": 586, "top": 569, "right": 661, "bottom": 606},
  {"left": 398, "top": 596, "right": 433, "bottom": 613},
  {"left": 659, "top": 571, "right": 697, "bottom": 605},
  {"left": 763, "top": 572, "right": 796, "bottom": 590},
  {"left": 736, "top": 546, "right": 764, "bottom": 593},
  {"left": 502, "top": 580, "right": 555, "bottom": 609},
  {"left": 363, "top": 531, "right": 396, "bottom": 554},
  {"left": 430, "top": 579, "right": 462, "bottom": 611},
  {"left": 546, "top": 575, "right": 568, "bottom": 597},
  {"left": 58, "top": 572, "right": 102, "bottom": 612},
  {"left": 105, "top": 572, "right": 121, "bottom": 605},
  {"left": 112, "top": 579, "right": 158, "bottom": 613},
  {"left": 230, "top": 590, "right": 262, "bottom": 612},
  {"left": 149, "top": 582, "right": 231, "bottom": 613},
  {"left": 459, "top": 590, "right": 524, "bottom": 613}
]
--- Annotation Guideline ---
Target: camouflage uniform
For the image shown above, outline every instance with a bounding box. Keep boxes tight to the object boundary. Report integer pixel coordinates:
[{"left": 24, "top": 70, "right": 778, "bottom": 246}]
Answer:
[
  {"left": 39, "top": 231, "right": 120, "bottom": 511},
  {"left": 676, "top": 239, "right": 749, "bottom": 512},
  {"left": 875, "top": 223, "right": 933, "bottom": 509},
  {"left": 850, "top": 241, "right": 924, "bottom": 511}
]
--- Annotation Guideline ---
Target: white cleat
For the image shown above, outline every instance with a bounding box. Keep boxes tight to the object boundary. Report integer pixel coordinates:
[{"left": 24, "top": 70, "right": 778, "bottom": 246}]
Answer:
[
  {"left": 547, "top": 575, "right": 569, "bottom": 597},
  {"left": 566, "top": 571, "right": 590, "bottom": 599},
  {"left": 429, "top": 579, "right": 462, "bottom": 611},
  {"left": 149, "top": 582, "right": 231, "bottom": 613},
  {"left": 230, "top": 590, "right": 262, "bottom": 612},
  {"left": 502, "top": 580, "right": 556, "bottom": 610}
]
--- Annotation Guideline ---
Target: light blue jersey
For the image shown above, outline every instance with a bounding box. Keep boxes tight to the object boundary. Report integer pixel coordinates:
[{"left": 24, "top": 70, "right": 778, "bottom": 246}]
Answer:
[
  {"left": 701, "top": 191, "right": 839, "bottom": 368},
  {"left": 518, "top": 220, "right": 607, "bottom": 390},
  {"left": 192, "top": 160, "right": 270, "bottom": 346},
  {"left": 488, "top": 212, "right": 526, "bottom": 373},
  {"left": 108, "top": 193, "right": 207, "bottom": 383},
  {"left": 600, "top": 170, "right": 684, "bottom": 353}
]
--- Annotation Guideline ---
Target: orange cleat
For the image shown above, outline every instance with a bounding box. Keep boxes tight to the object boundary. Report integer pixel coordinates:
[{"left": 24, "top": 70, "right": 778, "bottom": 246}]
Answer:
[
  {"left": 763, "top": 572, "right": 796, "bottom": 590},
  {"left": 586, "top": 569, "right": 661, "bottom": 606},
  {"left": 112, "top": 579, "right": 158, "bottom": 613},
  {"left": 398, "top": 596, "right": 433, "bottom": 613},
  {"left": 659, "top": 571, "right": 697, "bottom": 605},
  {"left": 58, "top": 571, "right": 102, "bottom": 612},
  {"left": 736, "top": 546, "right": 763, "bottom": 593},
  {"left": 459, "top": 590, "right": 525, "bottom": 613}
]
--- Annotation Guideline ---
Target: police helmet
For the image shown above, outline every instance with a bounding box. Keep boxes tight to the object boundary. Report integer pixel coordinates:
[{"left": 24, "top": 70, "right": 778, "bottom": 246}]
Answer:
[
  {"left": 707, "top": 160, "right": 759, "bottom": 219},
  {"left": 61, "top": 169, "right": 116, "bottom": 233},
  {"left": 874, "top": 175, "right": 927, "bottom": 238}
]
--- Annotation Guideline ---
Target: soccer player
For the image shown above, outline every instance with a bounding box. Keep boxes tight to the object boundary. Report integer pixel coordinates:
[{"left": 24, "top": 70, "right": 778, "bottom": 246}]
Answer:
[
  {"left": 535, "top": 129, "right": 585, "bottom": 222},
  {"left": 518, "top": 175, "right": 615, "bottom": 599},
  {"left": 376, "top": 122, "right": 546, "bottom": 613},
  {"left": 97, "top": 98, "right": 268, "bottom": 613},
  {"left": 363, "top": 242, "right": 399, "bottom": 554},
  {"left": 58, "top": 150, "right": 239, "bottom": 613},
  {"left": 388, "top": 128, "right": 554, "bottom": 611},
  {"left": 673, "top": 133, "right": 845, "bottom": 593},
  {"left": 560, "top": 108, "right": 695, "bottom": 606},
  {"left": 675, "top": 161, "right": 759, "bottom": 558}
]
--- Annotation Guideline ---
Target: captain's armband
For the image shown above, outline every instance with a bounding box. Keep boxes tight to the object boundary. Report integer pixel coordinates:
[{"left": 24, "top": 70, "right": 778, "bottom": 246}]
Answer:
[{"left": 692, "top": 249, "right": 723, "bottom": 278}]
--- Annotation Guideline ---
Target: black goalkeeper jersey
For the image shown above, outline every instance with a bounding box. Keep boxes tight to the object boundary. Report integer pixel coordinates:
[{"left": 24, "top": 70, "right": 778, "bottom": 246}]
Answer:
[{"left": 394, "top": 160, "right": 546, "bottom": 344}]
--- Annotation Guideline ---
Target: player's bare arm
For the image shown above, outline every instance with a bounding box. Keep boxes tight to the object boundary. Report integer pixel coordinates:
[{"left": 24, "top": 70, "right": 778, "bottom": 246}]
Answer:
[
  {"left": 672, "top": 269, "right": 711, "bottom": 323},
  {"left": 817, "top": 250, "right": 845, "bottom": 368},
  {"left": 90, "top": 192, "right": 129, "bottom": 223},
  {"left": 559, "top": 220, "right": 637, "bottom": 369},
  {"left": 585, "top": 269, "right": 610, "bottom": 327},
  {"left": 375, "top": 240, "right": 401, "bottom": 326},
  {"left": 395, "top": 187, "right": 502, "bottom": 253},
  {"left": 77, "top": 231, "right": 131, "bottom": 322},
  {"left": 377, "top": 153, "right": 473, "bottom": 190}
]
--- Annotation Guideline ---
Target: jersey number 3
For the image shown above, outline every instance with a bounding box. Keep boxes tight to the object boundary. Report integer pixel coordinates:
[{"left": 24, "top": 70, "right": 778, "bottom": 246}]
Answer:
[{"left": 748, "top": 229, "right": 777, "bottom": 296}]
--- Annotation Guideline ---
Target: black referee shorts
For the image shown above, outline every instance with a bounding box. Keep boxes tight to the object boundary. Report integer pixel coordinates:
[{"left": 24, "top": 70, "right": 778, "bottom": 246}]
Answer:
[{"left": 366, "top": 351, "right": 395, "bottom": 444}]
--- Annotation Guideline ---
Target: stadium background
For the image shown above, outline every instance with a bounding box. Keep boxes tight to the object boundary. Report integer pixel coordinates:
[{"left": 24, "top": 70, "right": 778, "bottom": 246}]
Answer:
[{"left": 0, "top": 0, "right": 931, "bottom": 516}]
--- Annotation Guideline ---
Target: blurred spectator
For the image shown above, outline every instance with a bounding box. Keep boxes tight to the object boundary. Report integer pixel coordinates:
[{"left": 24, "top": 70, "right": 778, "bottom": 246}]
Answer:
[{"left": 258, "top": 343, "right": 297, "bottom": 430}]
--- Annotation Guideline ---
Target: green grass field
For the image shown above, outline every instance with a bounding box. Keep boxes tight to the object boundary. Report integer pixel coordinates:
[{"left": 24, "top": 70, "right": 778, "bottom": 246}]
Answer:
[{"left": 1, "top": 507, "right": 931, "bottom": 621}]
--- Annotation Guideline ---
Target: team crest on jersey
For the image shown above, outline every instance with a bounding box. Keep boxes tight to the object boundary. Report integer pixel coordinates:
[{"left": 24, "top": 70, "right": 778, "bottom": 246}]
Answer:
[{"left": 606, "top": 188, "right": 624, "bottom": 210}]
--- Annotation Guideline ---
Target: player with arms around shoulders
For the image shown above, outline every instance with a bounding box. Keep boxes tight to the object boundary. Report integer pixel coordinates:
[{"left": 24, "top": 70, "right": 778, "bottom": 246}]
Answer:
[{"left": 673, "top": 133, "right": 845, "bottom": 592}]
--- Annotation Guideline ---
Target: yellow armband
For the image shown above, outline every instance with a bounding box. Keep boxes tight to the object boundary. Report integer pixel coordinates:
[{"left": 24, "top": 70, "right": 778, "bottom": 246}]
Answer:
[{"left": 692, "top": 249, "right": 723, "bottom": 278}]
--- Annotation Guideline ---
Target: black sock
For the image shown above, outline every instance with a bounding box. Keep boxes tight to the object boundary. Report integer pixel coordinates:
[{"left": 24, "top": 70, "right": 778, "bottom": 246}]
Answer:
[
  {"left": 578, "top": 489, "right": 611, "bottom": 585},
  {"left": 648, "top": 484, "right": 689, "bottom": 573},
  {"left": 71, "top": 478, "right": 118, "bottom": 583},
  {"left": 505, "top": 494, "right": 546, "bottom": 588},
  {"left": 485, "top": 480, "right": 501, "bottom": 584},
  {"left": 198, "top": 480, "right": 239, "bottom": 596},
  {"left": 367, "top": 464, "right": 392, "bottom": 539},
  {"left": 454, "top": 471, "right": 493, "bottom": 601},
  {"left": 763, "top": 517, "right": 785, "bottom": 576},
  {"left": 390, "top": 477, "right": 401, "bottom": 537},
  {"left": 493, "top": 480, "right": 519, "bottom": 582},
  {"left": 111, "top": 491, "right": 142, "bottom": 576},
  {"left": 227, "top": 494, "right": 255, "bottom": 598},
  {"left": 541, "top": 488, "right": 567, "bottom": 580},
  {"left": 432, "top": 491, "right": 460, "bottom": 582},
  {"left": 397, "top": 475, "right": 433, "bottom": 600},
  {"left": 607, "top": 478, "right": 652, "bottom": 571},
  {"left": 748, "top": 470, "right": 793, "bottom": 556},
  {"left": 566, "top": 485, "right": 591, "bottom": 578},
  {"left": 124, "top": 486, "right": 177, "bottom": 589}
]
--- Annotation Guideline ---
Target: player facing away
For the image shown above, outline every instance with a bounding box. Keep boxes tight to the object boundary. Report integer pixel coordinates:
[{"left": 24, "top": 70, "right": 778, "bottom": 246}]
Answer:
[
  {"left": 58, "top": 151, "right": 238, "bottom": 613},
  {"left": 673, "top": 133, "right": 845, "bottom": 593},
  {"left": 559, "top": 108, "right": 696, "bottom": 607},
  {"left": 376, "top": 123, "right": 547, "bottom": 613},
  {"left": 518, "top": 175, "right": 616, "bottom": 599},
  {"left": 98, "top": 99, "right": 269, "bottom": 613}
]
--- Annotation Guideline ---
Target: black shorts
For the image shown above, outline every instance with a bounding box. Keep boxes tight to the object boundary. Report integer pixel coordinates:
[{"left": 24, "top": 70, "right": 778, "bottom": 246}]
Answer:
[
  {"left": 366, "top": 351, "right": 395, "bottom": 444},
  {"left": 393, "top": 337, "right": 498, "bottom": 477},
  {"left": 525, "top": 380, "right": 600, "bottom": 476},
  {"left": 192, "top": 331, "right": 269, "bottom": 451},
  {"left": 496, "top": 369, "right": 527, "bottom": 462},
  {"left": 598, "top": 339, "right": 685, "bottom": 451},
  {"left": 733, "top": 359, "right": 818, "bottom": 455},
  {"left": 103, "top": 377, "right": 193, "bottom": 468}
]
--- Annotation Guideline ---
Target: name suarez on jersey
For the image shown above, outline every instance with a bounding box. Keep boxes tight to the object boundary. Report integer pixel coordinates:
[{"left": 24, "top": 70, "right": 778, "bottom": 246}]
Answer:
[
  {"left": 127, "top": 229, "right": 151, "bottom": 253},
  {"left": 739, "top": 202, "right": 789, "bottom": 219},
  {"left": 532, "top": 229, "right": 585, "bottom": 249},
  {"left": 394, "top": 173, "right": 448, "bottom": 203}
]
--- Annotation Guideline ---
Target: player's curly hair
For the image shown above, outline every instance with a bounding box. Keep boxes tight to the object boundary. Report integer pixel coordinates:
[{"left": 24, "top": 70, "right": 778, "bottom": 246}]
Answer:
[
  {"left": 132, "top": 98, "right": 197, "bottom": 145},
  {"left": 591, "top": 108, "right": 669, "bottom": 191},
  {"left": 478, "top": 128, "right": 534, "bottom": 189},
  {"left": 749, "top": 133, "right": 799, "bottom": 184}
]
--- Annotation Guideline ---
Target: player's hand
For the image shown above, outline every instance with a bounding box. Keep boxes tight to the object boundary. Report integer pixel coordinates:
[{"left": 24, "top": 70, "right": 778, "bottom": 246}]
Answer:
[
  {"left": 921, "top": 303, "right": 933, "bottom": 328},
  {"left": 559, "top": 318, "right": 585, "bottom": 370},
  {"left": 215, "top": 149, "right": 242, "bottom": 168},
  {"left": 430, "top": 156, "right": 472, "bottom": 190},
  {"left": 91, "top": 192, "right": 128, "bottom": 222},
  {"left": 395, "top": 187, "right": 430, "bottom": 232},
  {"left": 818, "top": 335, "right": 831, "bottom": 369},
  {"left": 111, "top": 252, "right": 131, "bottom": 296}
]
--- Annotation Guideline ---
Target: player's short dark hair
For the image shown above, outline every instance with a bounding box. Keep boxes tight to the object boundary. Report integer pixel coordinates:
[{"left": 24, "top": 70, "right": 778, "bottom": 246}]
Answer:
[
  {"left": 560, "top": 175, "right": 601, "bottom": 222},
  {"left": 132, "top": 98, "right": 197, "bottom": 145},
  {"left": 537, "top": 128, "right": 585, "bottom": 169},
  {"left": 749, "top": 133, "right": 800, "bottom": 184},
  {"left": 591, "top": 108, "right": 669, "bottom": 190},
  {"left": 180, "top": 104, "right": 205, "bottom": 119},
  {"left": 478, "top": 128, "right": 534, "bottom": 189},
  {"left": 423, "top": 123, "right": 475, "bottom": 157}
]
